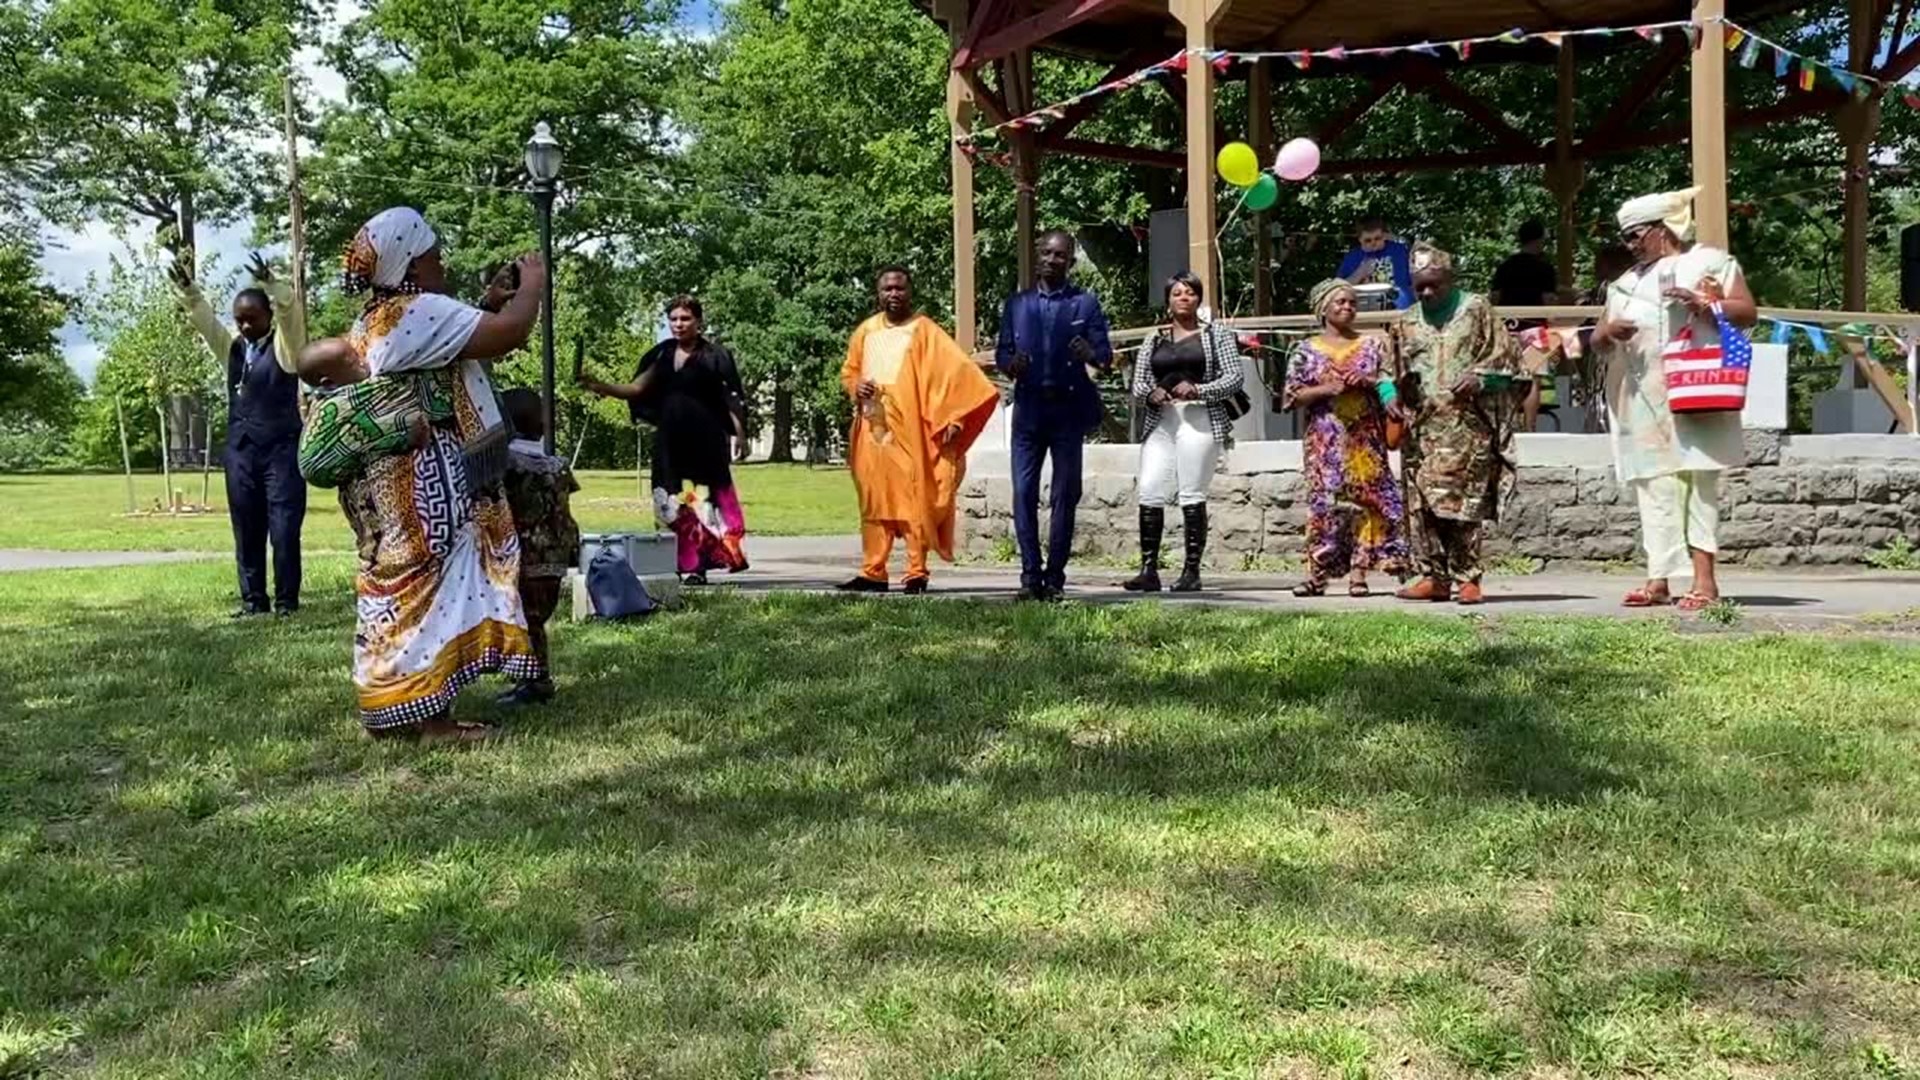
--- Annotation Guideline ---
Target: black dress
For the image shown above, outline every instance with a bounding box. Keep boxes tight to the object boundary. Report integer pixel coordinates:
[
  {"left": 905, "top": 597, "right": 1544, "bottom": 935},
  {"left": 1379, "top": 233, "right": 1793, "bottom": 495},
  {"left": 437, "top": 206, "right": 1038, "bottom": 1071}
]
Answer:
[
  {"left": 1150, "top": 334, "right": 1207, "bottom": 391},
  {"left": 631, "top": 338, "right": 748, "bottom": 492}
]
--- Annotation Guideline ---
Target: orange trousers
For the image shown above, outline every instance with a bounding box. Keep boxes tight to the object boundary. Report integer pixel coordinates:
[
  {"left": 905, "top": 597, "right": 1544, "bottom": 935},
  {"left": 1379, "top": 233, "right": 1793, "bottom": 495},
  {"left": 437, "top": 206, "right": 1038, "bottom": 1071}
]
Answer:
[{"left": 861, "top": 521, "right": 930, "bottom": 584}]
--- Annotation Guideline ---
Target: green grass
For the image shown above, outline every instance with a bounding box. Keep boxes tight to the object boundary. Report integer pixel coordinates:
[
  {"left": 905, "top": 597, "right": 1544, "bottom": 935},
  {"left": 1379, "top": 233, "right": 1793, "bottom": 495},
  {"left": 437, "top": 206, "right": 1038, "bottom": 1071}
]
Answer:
[
  {"left": 4, "top": 560, "right": 1920, "bottom": 1078},
  {"left": 0, "top": 465, "right": 856, "bottom": 552}
]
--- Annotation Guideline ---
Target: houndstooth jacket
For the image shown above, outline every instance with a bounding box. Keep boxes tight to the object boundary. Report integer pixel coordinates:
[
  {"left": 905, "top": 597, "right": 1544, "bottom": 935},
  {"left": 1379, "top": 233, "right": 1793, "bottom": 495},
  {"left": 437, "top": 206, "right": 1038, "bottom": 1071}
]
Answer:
[{"left": 1130, "top": 321, "right": 1247, "bottom": 444}]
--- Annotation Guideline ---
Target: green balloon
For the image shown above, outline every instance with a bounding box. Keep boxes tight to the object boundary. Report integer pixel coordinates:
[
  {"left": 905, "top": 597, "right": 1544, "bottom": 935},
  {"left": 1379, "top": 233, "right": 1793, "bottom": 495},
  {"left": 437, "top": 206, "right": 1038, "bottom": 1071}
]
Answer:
[{"left": 1243, "top": 173, "right": 1279, "bottom": 212}]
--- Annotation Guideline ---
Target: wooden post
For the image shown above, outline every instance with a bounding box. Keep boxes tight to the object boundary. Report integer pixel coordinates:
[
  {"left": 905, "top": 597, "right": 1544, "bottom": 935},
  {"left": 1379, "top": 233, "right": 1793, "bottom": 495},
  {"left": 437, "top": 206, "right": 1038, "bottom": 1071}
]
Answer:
[
  {"left": 1689, "top": 0, "right": 1729, "bottom": 248},
  {"left": 1550, "top": 42, "right": 1583, "bottom": 293},
  {"left": 1175, "top": 0, "right": 1228, "bottom": 302},
  {"left": 1847, "top": 338, "right": 1917, "bottom": 433},
  {"left": 1250, "top": 57, "right": 1274, "bottom": 316},
  {"left": 939, "top": 0, "right": 980, "bottom": 350},
  {"left": 1839, "top": 0, "right": 1880, "bottom": 310},
  {"left": 1006, "top": 50, "right": 1040, "bottom": 287}
]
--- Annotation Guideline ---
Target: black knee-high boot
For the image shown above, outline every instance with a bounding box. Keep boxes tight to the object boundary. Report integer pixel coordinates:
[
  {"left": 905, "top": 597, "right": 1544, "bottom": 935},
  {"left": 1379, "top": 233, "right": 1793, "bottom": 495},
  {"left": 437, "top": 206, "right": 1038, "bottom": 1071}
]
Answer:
[
  {"left": 1173, "top": 503, "right": 1207, "bottom": 593},
  {"left": 1123, "top": 506, "right": 1164, "bottom": 592}
]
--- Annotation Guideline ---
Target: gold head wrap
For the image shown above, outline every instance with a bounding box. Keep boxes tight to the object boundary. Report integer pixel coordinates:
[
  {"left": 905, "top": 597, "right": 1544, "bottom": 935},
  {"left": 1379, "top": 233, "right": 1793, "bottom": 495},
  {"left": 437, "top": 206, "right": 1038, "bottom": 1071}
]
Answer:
[
  {"left": 1410, "top": 242, "right": 1453, "bottom": 274},
  {"left": 1308, "top": 278, "right": 1353, "bottom": 318}
]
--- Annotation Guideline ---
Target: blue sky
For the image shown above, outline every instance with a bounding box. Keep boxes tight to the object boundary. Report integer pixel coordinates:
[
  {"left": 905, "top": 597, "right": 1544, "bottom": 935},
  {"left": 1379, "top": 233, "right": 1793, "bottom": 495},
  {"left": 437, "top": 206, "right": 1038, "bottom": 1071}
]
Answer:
[{"left": 41, "top": 0, "right": 724, "bottom": 382}]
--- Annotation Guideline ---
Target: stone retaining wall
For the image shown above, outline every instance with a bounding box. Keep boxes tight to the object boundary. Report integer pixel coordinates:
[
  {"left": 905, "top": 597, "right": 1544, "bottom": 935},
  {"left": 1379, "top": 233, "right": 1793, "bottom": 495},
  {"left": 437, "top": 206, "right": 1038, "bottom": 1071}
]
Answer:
[{"left": 956, "top": 432, "right": 1920, "bottom": 568}]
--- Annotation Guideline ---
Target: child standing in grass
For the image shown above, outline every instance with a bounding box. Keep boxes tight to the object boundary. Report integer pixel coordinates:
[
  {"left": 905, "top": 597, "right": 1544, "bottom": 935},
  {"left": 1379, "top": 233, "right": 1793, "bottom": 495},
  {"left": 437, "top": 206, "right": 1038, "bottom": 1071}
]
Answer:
[{"left": 498, "top": 389, "right": 582, "bottom": 707}]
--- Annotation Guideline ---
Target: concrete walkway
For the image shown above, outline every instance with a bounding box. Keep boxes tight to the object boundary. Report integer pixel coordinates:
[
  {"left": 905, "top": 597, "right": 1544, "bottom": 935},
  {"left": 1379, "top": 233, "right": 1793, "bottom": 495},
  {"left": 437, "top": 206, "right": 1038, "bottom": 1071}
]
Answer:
[
  {"left": 736, "top": 536, "right": 1920, "bottom": 629},
  {"left": 7, "top": 538, "right": 1918, "bottom": 629},
  {"left": 0, "top": 549, "right": 218, "bottom": 573}
]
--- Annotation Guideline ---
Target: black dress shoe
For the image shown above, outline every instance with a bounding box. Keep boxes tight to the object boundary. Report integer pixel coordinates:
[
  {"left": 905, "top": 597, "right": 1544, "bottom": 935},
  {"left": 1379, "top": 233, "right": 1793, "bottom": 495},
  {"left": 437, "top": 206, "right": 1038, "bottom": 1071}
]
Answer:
[
  {"left": 836, "top": 576, "right": 889, "bottom": 594},
  {"left": 496, "top": 680, "right": 555, "bottom": 707},
  {"left": 682, "top": 571, "right": 709, "bottom": 586},
  {"left": 230, "top": 606, "right": 271, "bottom": 620},
  {"left": 1015, "top": 585, "right": 1051, "bottom": 603},
  {"left": 901, "top": 577, "right": 930, "bottom": 595},
  {"left": 274, "top": 606, "right": 299, "bottom": 619}
]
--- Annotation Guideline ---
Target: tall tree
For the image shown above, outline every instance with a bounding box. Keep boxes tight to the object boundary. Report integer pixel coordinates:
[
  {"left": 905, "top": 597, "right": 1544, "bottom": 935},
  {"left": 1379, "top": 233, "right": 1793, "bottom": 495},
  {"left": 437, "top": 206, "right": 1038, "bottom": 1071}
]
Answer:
[{"left": 26, "top": 0, "right": 309, "bottom": 261}]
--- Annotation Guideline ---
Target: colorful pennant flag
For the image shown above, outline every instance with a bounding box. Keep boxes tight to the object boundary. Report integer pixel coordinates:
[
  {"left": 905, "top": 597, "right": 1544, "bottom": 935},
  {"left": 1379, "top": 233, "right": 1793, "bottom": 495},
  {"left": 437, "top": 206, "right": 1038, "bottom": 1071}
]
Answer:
[
  {"left": 1798, "top": 60, "right": 1817, "bottom": 91},
  {"left": 1833, "top": 70, "right": 1856, "bottom": 93},
  {"left": 1454, "top": 40, "right": 1472, "bottom": 60},
  {"left": 1725, "top": 27, "right": 1746, "bottom": 50},
  {"left": 1775, "top": 49, "right": 1792, "bottom": 78},
  {"left": 1410, "top": 42, "right": 1440, "bottom": 57},
  {"left": 1904, "top": 92, "right": 1920, "bottom": 110},
  {"left": 1325, "top": 44, "right": 1347, "bottom": 61},
  {"left": 1498, "top": 27, "right": 1526, "bottom": 43},
  {"left": 1287, "top": 51, "right": 1311, "bottom": 70},
  {"left": 1804, "top": 324, "right": 1829, "bottom": 353},
  {"left": 1686, "top": 24, "right": 1702, "bottom": 48},
  {"left": 1542, "top": 31, "right": 1565, "bottom": 48},
  {"left": 1737, "top": 36, "right": 1761, "bottom": 68},
  {"left": 1635, "top": 25, "right": 1659, "bottom": 41}
]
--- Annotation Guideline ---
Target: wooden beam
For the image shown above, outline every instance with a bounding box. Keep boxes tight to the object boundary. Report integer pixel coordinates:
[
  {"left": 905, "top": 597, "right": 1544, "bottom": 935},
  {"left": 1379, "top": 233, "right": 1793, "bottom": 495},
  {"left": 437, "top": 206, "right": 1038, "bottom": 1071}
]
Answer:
[
  {"left": 1550, "top": 41, "right": 1581, "bottom": 293},
  {"left": 939, "top": 0, "right": 980, "bottom": 352},
  {"left": 957, "top": 67, "right": 1011, "bottom": 126},
  {"left": 1259, "top": 0, "right": 1332, "bottom": 48},
  {"left": 1175, "top": 0, "right": 1229, "bottom": 301},
  {"left": 1582, "top": 38, "right": 1687, "bottom": 148},
  {"left": 1691, "top": 0, "right": 1729, "bottom": 248},
  {"left": 1037, "top": 46, "right": 1171, "bottom": 148},
  {"left": 1849, "top": 338, "right": 1918, "bottom": 432},
  {"left": 1843, "top": 0, "right": 1882, "bottom": 310},
  {"left": 1315, "top": 76, "right": 1398, "bottom": 148},
  {"left": 950, "top": 0, "right": 1019, "bottom": 71},
  {"left": 1049, "top": 137, "right": 1186, "bottom": 168},
  {"left": 1008, "top": 49, "right": 1039, "bottom": 288},
  {"left": 1317, "top": 147, "right": 1552, "bottom": 177},
  {"left": 1403, "top": 64, "right": 1536, "bottom": 153},
  {"left": 961, "top": 0, "right": 1135, "bottom": 71},
  {"left": 1585, "top": 90, "right": 1843, "bottom": 156},
  {"left": 1250, "top": 57, "right": 1273, "bottom": 316}
]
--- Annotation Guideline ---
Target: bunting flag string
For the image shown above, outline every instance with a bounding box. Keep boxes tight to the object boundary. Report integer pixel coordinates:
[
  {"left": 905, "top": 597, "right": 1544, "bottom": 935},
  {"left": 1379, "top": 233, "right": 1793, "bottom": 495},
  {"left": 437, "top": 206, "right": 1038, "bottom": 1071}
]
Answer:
[{"left": 956, "top": 15, "right": 1920, "bottom": 151}]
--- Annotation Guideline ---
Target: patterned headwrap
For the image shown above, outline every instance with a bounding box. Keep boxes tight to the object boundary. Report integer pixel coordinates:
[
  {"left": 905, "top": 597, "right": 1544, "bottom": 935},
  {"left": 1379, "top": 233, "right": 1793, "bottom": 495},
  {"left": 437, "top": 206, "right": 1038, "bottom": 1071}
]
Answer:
[
  {"left": 342, "top": 207, "right": 438, "bottom": 297},
  {"left": 1410, "top": 242, "right": 1453, "bottom": 274},
  {"left": 1617, "top": 186, "right": 1702, "bottom": 242},
  {"left": 1308, "top": 278, "right": 1354, "bottom": 318}
]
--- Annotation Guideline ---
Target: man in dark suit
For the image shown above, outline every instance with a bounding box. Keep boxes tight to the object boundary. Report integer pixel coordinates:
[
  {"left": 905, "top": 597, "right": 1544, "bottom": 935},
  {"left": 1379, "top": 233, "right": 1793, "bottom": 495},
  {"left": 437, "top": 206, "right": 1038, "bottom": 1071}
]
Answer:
[
  {"left": 173, "top": 253, "right": 309, "bottom": 617},
  {"left": 994, "top": 230, "right": 1113, "bottom": 601}
]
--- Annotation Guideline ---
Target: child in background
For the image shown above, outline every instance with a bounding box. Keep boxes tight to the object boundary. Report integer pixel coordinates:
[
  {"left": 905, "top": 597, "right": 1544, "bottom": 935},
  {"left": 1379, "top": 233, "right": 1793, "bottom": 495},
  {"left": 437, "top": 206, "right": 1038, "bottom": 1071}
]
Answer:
[{"left": 498, "top": 388, "right": 582, "bottom": 706}]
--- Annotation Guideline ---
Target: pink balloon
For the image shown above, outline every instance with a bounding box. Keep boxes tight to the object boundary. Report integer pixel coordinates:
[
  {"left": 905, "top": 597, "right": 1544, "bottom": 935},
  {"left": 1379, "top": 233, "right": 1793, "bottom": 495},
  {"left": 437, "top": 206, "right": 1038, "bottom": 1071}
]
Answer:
[{"left": 1275, "top": 137, "right": 1321, "bottom": 182}]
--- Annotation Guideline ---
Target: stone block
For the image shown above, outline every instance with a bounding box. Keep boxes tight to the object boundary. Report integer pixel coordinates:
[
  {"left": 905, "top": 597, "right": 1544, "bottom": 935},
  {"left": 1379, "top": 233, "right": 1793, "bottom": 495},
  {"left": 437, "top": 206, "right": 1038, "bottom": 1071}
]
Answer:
[
  {"left": 1251, "top": 472, "right": 1303, "bottom": 509},
  {"left": 1549, "top": 505, "right": 1610, "bottom": 539},
  {"left": 1742, "top": 429, "right": 1784, "bottom": 466},
  {"left": 1576, "top": 468, "right": 1623, "bottom": 506},
  {"left": 1742, "top": 546, "right": 1803, "bottom": 568},
  {"left": 1803, "top": 545, "right": 1864, "bottom": 566},
  {"left": 1214, "top": 473, "right": 1254, "bottom": 506},
  {"left": 1739, "top": 503, "right": 1816, "bottom": 546},
  {"left": 1802, "top": 467, "right": 1857, "bottom": 504},
  {"left": 1856, "top": 467, "right": 1892, "bottom": 503},
  {"left": 1211, "top": 503, "right": 1265, "bottom": 544},
  {"left": 960, "top": 476, "right": 987, "bottom": 500},
  {"left": 1499, "top": 494, "right": 1552, "bottom": 542},
  {"left": 1719, "top": 469, "right": 1750, "bottom": 507},
  {"left": 1888, "top": 466, "right": 1920, "bottom": 498},
  {"left": 1719, "top": 521, "right": 1782, "bottom": 550},
  {"left": 1746, "top": 469, "right": 1797, "bottom": 503},
  {"left": 1575, "top": 534, "right": 1638, "bottom": 560},
  {"left": 1082, "top": 473, "right": 1135, "bottom": 510}
]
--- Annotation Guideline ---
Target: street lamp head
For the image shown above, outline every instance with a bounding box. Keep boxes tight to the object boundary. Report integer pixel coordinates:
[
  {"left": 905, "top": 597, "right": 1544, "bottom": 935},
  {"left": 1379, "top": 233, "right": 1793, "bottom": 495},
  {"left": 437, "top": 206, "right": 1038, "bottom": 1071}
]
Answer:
[{"left": 525, "top": 121, "right": 563, "bottom": 186}]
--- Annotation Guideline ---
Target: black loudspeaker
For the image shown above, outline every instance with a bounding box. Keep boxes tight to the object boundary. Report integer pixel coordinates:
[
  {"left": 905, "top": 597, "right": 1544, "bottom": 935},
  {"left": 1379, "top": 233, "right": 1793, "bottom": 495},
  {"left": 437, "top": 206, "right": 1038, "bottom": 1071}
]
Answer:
[{"left": 1902, "top": 223, "right": 1920, "bottom": 312}]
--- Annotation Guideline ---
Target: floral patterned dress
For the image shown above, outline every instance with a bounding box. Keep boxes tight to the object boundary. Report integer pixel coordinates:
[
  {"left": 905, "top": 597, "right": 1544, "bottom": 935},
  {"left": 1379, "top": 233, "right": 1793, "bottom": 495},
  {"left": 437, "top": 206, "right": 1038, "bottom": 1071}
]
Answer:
[{"left": 1284, "top": 335, "right": 1407, "bottom": 577}]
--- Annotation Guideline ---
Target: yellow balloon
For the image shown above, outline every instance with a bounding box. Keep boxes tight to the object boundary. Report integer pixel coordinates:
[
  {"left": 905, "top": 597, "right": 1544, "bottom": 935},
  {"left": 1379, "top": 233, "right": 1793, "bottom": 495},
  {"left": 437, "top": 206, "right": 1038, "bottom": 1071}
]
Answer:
[{"left": 1216, "top": 142, "right": 1260, "bottom": 188}]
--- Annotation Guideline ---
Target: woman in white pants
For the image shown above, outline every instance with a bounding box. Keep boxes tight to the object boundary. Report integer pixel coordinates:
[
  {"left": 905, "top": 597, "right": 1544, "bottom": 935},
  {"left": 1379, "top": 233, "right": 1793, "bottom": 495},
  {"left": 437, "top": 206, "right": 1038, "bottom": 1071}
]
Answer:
[
  {"left": 1593, "top": 187, "right": 1758, "bottom": 611},
  {"left": 1123, "top": 271, "right": 1247, "bottom": 593}
]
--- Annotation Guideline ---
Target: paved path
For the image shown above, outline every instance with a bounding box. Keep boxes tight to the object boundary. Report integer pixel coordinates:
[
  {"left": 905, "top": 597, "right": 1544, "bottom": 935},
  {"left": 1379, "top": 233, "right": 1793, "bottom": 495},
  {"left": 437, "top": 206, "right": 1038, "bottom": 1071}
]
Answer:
[
  {"left": 0, "top": 549, "right": 218, "bottom": 573},
  {"left": 737, "top": 536, "right": 1920, "bottom": 629},
  {"left": 7, "top": 539, "right": 1918, "bottom": 629}
]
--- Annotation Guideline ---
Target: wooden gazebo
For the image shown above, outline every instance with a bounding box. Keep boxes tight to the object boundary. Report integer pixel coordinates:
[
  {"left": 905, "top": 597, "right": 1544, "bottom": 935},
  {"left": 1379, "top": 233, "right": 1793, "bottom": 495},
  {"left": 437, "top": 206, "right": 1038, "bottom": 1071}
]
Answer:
[{"left": 927, "top": 0, "right": 1912, "bottom": 351}]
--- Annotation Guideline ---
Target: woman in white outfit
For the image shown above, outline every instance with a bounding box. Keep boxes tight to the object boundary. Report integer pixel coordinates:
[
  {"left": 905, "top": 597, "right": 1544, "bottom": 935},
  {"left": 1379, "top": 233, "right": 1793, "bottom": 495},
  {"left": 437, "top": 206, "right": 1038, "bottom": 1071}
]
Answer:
[
  {"left": 1123, "top": 271, "right": 1247, "bottom": 593},
  {"left": 1593, "top": 187, "right": 1759, "bottom": 611}
]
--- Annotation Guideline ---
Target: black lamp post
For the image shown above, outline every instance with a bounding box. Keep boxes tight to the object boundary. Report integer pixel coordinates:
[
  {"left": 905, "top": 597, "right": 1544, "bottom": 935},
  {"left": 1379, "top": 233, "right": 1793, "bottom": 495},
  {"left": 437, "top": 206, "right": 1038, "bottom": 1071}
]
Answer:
[{"left": 525, "top": 121, "right": 563, "bottom": 454}]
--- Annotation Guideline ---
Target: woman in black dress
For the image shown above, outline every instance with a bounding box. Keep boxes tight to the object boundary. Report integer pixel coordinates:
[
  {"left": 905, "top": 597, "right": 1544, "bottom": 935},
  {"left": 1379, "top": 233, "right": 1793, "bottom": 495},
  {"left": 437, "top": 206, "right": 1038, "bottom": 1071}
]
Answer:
[{"left": 580, "top": 295, "right": 750, "bottom": 583}]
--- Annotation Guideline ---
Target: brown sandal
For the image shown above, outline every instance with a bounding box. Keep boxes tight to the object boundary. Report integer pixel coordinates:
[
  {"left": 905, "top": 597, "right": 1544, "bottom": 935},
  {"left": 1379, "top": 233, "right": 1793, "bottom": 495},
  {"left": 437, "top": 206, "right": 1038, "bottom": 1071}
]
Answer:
[
  {"left": 1292, "top": 579, "right": 1327, "bottom": 598},
  {"left": 1348, "top": 580, "right": 1371, "bottom": 598}
]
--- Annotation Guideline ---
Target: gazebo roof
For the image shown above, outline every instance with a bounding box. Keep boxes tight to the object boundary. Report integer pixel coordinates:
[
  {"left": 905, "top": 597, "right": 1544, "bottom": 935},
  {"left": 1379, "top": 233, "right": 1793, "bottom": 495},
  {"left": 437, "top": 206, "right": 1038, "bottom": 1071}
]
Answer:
[{"left": 930, "top": 0, "right": 1785, "bottom": 66}]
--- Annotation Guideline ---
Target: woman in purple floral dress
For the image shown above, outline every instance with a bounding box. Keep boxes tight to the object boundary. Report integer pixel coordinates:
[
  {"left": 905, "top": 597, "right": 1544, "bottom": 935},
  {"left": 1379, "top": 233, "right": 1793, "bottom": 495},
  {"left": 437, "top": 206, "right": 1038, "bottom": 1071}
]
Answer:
[{"left": 1283, "top": 280, "right": 1409, "bottom": 596}]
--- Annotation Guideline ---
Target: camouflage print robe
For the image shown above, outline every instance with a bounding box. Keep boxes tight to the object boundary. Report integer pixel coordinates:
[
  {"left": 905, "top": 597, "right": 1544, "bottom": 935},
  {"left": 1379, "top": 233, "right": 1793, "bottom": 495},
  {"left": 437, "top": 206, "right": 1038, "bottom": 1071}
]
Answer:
[{"left": 1398, "top": 292, "right": 1522, "bottom": 523}]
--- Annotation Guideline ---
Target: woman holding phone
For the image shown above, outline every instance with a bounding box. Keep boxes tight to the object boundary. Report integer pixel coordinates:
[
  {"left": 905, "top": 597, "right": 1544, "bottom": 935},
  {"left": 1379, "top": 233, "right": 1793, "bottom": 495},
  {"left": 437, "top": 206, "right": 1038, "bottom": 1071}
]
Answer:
[{"left": 579, "top": 295, "right": 751, "bottom": 583}]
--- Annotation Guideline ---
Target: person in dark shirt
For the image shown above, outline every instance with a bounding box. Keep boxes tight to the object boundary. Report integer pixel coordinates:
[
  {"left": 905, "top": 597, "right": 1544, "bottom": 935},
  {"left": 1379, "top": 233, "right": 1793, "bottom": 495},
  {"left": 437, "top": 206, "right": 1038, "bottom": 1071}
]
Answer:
[
  {"left": 994, "top": 230, "right": 1113, "bottom": 601},
  {"left": 1493, "top": 221, "right": 1561, "bottom": 430},
  {"left": 1491, "top": 220, "right": 1559, "bottom": 310}
]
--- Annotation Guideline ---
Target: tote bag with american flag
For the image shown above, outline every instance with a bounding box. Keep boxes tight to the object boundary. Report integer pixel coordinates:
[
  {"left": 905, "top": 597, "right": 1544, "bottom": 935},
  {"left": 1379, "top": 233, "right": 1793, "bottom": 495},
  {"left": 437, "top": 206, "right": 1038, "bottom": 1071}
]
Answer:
[{"left": 1662, "top": 302, "right": 1752, "bottom": 414}]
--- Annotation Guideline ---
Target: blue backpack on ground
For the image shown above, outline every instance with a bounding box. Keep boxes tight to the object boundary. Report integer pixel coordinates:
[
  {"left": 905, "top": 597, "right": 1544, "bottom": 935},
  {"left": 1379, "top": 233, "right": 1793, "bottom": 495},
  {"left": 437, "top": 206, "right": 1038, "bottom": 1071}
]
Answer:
[{"left": 586, "top": 549, "right": 656, "bottom": 619}]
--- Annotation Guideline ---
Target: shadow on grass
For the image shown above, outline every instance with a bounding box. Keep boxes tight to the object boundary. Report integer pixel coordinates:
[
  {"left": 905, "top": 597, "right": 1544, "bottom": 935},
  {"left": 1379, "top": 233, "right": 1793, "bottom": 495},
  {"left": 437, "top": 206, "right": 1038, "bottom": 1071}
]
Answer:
[{"left": 2, "top": 569, "right": 1915, "bottom": 1076}]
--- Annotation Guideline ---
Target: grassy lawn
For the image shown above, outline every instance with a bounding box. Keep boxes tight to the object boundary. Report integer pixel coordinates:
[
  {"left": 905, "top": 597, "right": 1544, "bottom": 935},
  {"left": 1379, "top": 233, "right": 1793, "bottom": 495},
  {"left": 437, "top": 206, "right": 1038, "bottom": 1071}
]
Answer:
[
  {"left": 4, "top": 559, "right": 1920, "bottom": 1078},
  {"left": 0, "top": 464, "right": 856, "bottom": 552}
]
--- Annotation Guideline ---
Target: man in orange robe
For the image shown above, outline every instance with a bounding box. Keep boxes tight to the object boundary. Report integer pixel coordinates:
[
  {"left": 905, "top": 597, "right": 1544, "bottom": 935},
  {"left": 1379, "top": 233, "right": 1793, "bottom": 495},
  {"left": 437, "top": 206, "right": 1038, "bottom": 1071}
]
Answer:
[{"left": 837, "top": 266, "right": 1001, "bottom": 594}]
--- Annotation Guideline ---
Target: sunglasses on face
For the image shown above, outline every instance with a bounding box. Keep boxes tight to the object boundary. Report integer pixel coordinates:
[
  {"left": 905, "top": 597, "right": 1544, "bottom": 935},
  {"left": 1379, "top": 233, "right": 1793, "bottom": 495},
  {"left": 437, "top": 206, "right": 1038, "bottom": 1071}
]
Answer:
[{"left": 1620, "top": 225, "right": 1655, "bottom": 245}]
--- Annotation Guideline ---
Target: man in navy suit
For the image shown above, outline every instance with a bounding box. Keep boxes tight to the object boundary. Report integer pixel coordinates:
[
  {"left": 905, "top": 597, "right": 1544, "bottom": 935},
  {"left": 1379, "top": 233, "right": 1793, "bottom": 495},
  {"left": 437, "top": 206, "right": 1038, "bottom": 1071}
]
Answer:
[
  {"left": 994, "top": 230, "right": 1112, "bottom": 601},
  {"left": 173, "top": 253, "right": 309, "bottom": 618}
]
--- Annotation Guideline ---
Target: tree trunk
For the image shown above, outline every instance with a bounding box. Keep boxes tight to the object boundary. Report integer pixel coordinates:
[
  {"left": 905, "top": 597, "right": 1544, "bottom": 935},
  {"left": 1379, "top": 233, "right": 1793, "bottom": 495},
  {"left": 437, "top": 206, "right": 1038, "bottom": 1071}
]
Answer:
[
  {"left": 156, "top": 404, "right": 174, "bottom": 512},
  {"left": 768, "top": 382, "right": 795, "bottom": 463},
  {"left": 115, "top": 396, "right": 135, "bottom": 514}
]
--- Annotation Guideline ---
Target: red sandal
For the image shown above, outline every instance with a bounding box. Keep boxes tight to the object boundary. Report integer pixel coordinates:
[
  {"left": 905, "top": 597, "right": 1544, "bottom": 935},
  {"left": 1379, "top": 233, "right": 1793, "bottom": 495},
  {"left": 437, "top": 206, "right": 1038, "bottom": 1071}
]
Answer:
[
  {"left": 1622, "top": 587, "right": 1673, "bottom": 608},
  {"left": 1675, "top": 592, "right": 1718, "bottom": 612}
]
